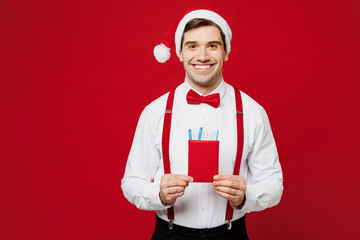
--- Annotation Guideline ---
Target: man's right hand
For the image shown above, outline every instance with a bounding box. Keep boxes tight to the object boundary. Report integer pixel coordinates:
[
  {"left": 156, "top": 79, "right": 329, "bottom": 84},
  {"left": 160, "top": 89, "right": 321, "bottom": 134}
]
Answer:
[{"left": 159, "top": 174, "right": 194, "bottom": 206}]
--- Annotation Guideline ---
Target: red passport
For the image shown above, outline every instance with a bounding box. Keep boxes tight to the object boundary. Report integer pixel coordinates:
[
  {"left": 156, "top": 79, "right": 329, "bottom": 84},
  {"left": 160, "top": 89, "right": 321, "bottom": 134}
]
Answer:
[{"left": 188, "top": 140, "right": 219, "bottom": 182}]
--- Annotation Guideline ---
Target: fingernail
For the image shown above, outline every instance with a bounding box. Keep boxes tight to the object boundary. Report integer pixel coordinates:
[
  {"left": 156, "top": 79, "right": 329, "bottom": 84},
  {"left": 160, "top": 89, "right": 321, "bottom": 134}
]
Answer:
[{"left": 213, "top": 175, "right": 218, "bottom": 180}]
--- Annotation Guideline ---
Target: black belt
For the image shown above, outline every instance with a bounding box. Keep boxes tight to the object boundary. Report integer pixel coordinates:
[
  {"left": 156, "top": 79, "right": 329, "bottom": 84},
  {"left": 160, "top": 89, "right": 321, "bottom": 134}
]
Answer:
[{"left": 153, "top": 215, "right": 249, "bottom": 240}]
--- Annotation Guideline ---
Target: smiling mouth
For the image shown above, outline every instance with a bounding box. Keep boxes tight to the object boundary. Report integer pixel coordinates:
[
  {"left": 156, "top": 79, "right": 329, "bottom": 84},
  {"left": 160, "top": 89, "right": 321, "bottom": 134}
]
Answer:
[{"left": 192, "top": 64, "right": 214, "bottom": 72}]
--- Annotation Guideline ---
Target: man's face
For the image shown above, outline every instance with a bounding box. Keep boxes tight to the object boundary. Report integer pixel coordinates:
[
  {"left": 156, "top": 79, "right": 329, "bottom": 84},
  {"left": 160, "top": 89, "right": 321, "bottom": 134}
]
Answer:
[{"left": 180, "top": 25, "right": 228, "bottom": 91}]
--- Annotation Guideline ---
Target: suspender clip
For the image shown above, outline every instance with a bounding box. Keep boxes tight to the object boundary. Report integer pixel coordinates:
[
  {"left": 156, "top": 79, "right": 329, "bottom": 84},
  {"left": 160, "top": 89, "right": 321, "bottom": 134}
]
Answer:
[
  {"left": 227, "top": 220, "right": 232, "bottom": 230},
  {"left": 168, "top": 220, "right": 174, "bottom": 230}
]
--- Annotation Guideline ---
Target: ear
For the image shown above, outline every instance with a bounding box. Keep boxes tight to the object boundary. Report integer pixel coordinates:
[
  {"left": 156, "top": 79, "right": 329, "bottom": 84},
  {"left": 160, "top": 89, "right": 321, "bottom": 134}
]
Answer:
[
  {"left": 180, "top": 51, "right": 183, "bottom": 62},
  {"left": 224, "top": 52, "right": 229, "bottom": 62}
]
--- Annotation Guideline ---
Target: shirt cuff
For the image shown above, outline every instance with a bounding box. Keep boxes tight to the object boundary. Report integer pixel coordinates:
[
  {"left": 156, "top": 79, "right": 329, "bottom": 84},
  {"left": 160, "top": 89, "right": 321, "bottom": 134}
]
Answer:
[{"left": 141, "top": 181, "right": 170, "bottom": 210}]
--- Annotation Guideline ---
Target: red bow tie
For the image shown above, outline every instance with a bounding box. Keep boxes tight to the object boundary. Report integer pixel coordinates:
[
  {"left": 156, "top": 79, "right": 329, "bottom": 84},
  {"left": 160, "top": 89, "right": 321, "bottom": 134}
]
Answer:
[{"left": 186, "top": 89, "right": 220, "bottom": 108}]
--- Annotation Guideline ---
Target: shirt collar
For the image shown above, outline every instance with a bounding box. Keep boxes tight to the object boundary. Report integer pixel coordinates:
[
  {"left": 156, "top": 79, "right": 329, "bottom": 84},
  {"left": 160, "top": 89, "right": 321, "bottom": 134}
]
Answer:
[{"left": 183, "top": 78, "right": 227, "bottom": 100}]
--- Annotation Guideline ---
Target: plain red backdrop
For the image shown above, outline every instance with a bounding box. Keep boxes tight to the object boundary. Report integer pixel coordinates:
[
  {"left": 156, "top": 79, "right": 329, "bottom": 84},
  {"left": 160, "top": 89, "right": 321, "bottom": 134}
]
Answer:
[{"left": 1, "top": 0, "right": 359, "bottom": 239}]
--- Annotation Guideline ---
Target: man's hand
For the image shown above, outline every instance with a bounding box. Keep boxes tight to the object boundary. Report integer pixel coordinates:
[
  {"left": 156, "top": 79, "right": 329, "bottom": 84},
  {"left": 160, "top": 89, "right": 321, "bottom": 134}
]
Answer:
[
  {"left": 213, "top": 175, "right": 246, "bottom": 207},
  {"left": 159, "top": 174, "right": 194, "bottom": 206}
]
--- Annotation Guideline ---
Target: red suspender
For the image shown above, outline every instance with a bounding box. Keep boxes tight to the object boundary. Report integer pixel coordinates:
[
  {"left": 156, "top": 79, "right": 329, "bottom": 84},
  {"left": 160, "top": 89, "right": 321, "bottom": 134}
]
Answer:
[
  {"left": 162, "top": 89, "right": 175, "bottom": 221},
  {"left": 162, "top": 87, "right": 244, "bottom": 225},
  {"left": 225, "top": 87, "right": 244, "bottom": 225}
]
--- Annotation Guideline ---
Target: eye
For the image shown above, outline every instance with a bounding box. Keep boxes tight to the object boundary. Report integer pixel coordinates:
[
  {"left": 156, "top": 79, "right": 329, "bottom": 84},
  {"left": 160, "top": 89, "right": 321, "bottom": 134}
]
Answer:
[
  {"left": 188, "top": 44, "right": 197, "bottom": 49},
  {"left": 209, "top": 44, "right": 218, "bottom": 49}
]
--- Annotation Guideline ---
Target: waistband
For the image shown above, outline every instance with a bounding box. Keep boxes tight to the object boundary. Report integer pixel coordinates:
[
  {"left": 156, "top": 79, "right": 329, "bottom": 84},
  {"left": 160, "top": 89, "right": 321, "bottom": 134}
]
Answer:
[{"left": 155, "top": 214, "right": 246, "bottom": 235}]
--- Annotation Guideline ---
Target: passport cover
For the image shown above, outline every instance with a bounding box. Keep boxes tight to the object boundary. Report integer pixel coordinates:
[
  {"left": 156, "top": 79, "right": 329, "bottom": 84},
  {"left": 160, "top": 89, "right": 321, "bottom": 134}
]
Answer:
[{"left": 188, "top": 140, "right": 219, "bottom": 182}]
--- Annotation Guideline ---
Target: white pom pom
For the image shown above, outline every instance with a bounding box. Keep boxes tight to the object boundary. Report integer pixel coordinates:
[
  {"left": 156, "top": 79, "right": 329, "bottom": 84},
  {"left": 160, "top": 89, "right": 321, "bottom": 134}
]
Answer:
[{"left": 154, "top": 44, "right": 171, "bottom": 63}]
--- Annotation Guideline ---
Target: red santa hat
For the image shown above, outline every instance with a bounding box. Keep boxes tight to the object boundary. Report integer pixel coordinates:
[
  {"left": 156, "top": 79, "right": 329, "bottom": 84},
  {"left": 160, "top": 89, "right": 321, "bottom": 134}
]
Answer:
[{"left": 153, "top": 8, "right": 232, "bottom": 63}]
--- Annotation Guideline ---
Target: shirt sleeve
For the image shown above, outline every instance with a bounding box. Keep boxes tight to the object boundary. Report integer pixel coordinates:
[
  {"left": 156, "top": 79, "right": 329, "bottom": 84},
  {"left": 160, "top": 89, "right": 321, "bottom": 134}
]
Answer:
[
  {"left": 240, "top": 107, "right": 284, "bottom": 213},
  {"left": 121, "top": 106, "right": 168, "bottom": 211}
]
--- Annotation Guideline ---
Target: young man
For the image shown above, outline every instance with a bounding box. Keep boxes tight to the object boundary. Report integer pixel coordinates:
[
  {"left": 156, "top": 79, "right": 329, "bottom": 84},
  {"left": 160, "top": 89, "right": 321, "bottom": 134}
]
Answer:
[{"left": 121, "top": 9, "right": 283, "bottom": 240}]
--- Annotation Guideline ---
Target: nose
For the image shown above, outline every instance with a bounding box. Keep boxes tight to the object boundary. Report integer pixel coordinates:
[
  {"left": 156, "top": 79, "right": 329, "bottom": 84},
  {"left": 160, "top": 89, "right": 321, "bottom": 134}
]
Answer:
[{"left": 197, "top": 46, "right": 210, "bottom": 62}]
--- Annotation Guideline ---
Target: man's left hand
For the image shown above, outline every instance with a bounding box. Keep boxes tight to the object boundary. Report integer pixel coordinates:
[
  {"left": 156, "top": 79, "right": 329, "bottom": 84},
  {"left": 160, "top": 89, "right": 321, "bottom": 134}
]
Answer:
[{"left": 213, "top": 175, "right": 246, "bottom": 207}]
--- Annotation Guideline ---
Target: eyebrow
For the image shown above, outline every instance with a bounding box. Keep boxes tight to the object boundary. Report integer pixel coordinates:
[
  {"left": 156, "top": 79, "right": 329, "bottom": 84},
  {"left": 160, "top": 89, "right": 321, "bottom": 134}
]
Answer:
[
  {"left": 208, "top": 41, "right": 223, "bottom": 46},
  {"left": 184, "top": 41, "right": 198, "bottom": 46}
]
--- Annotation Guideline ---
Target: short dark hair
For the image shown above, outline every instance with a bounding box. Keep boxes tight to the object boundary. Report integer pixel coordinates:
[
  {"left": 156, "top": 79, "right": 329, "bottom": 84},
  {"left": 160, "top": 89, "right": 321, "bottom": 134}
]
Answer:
[{"left": 180, "top": 18, "right": 227, "bottom": 52}]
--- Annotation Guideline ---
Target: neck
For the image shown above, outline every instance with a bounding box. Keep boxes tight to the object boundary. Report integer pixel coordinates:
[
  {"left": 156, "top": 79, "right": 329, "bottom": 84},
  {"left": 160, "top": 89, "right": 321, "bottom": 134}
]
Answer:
[{"left": 185, "top": 77, "right": 222, "bottom": 95}]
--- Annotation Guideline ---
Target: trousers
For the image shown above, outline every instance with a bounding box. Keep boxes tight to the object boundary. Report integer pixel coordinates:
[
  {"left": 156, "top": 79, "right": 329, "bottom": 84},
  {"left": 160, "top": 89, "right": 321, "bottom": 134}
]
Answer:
[{"left": 151, "top": 215, "right": 249, "bottom": 240}]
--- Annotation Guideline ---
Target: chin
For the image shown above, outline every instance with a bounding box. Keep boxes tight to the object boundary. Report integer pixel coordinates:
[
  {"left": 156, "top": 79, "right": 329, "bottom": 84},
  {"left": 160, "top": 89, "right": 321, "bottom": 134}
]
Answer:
[
  {"left": 193, "top": 80, "right": 217, "bottom": 89},
  {"left": 186, "top": 71, "right": 222, "bottom": 89},
  {"left": 194, "top": 75, "right": 219, "bottom": 84}
]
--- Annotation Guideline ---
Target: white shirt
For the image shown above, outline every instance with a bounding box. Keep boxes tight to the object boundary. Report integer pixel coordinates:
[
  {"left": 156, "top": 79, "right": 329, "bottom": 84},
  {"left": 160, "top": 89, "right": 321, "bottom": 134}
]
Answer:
[{"left": 121, "top": 80, "right": 283, "bottom": 229}]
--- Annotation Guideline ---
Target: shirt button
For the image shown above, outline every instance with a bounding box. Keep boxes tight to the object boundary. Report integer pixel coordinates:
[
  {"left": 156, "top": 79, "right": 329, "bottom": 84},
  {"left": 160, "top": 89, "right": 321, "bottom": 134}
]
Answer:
[{"left": 201, "top": 207, "right": 206, "bottom": 211}]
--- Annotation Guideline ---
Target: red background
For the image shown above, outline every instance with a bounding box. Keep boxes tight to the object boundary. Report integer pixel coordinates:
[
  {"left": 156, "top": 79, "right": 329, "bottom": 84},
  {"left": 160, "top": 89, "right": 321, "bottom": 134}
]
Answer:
[{"left": 1, "top": 0, "right": 359, "bottom": 239}]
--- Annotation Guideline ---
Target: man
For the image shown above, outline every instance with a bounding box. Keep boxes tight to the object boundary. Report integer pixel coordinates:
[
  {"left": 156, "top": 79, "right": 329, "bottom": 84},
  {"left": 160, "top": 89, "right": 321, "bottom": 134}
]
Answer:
[{"left": 121, "top": 9, "right": 283, "bottom": 240}]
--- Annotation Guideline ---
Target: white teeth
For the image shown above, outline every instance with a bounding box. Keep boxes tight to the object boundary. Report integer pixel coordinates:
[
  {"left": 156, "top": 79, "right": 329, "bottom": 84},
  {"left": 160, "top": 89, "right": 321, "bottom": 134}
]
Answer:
[{"left": 194, "top": 65, "right": 211, "bottom": 69}]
